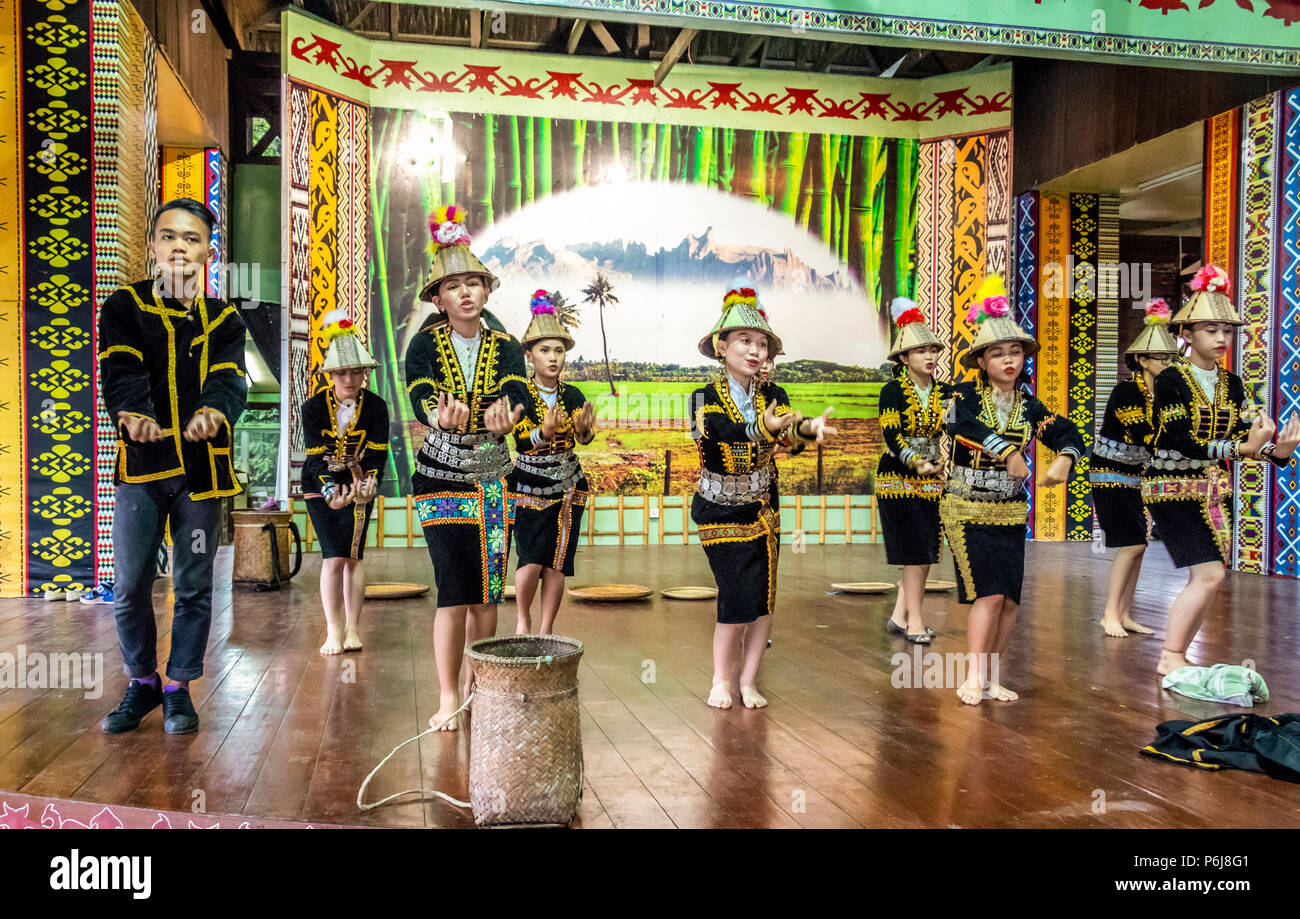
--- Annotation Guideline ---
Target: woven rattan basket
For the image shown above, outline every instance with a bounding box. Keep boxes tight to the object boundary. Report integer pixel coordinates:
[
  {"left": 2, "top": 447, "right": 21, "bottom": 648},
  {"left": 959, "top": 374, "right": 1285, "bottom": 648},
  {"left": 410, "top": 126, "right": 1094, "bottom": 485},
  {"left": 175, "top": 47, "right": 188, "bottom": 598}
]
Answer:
[{"left": 465, "top": 635, "right": 584, "bottom": 827}]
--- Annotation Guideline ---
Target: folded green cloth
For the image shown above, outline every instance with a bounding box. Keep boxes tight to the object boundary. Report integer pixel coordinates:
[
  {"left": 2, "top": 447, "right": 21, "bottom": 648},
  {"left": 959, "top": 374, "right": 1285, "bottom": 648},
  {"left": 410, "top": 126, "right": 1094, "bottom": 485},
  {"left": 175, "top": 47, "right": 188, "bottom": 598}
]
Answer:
[{"left": 1162, "top": 664, "right": 1269, "bottom": 707}]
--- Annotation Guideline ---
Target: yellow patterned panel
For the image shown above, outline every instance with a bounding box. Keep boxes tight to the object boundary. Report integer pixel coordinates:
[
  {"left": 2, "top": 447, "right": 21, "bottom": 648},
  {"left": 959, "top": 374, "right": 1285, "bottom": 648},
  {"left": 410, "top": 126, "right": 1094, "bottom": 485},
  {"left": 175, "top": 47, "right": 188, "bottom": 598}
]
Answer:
[
  {"left": 0, "top": 0, "right": 25, "bottom": 595},
  {"left": 308, "top": 89, "right": 340, "bottom": 391},
  {"left": 161, "top": 146, "right": 206, "bottom": 203},
  {"left": 1034, "top": 193, "right": 1070, "bottom": 540}
]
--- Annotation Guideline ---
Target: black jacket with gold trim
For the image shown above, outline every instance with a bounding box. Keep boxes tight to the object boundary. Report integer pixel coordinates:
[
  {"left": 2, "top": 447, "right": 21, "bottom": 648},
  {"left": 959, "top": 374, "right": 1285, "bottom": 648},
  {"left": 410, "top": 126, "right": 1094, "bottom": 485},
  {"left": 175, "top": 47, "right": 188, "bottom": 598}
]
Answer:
[
  {"left": 876, "top": 374, "right": 953, "bottom": 499},
  {"left": 689, "top": 375, "right": 805, "bottom": 511},
  {"left": 1090, "top": 377, "right": 1156, "bottom": 477},
  {"left": 1148, "top": 362, "right": 1291, "bottom": 476},
  {"left": 945, "top": 380, "right": 1084, "bottom": 502},
  {"left": 98, "top": 279, "right": 247, "bottom": 500},
  {"left": 511, "top": 380, "right": 589, "bottom": 457},
  {"left": 300, "top": 388, "right": 390, "bottom": 496},
  {"left": 404, "top": 319, "right": 529, "bottom": 433}
]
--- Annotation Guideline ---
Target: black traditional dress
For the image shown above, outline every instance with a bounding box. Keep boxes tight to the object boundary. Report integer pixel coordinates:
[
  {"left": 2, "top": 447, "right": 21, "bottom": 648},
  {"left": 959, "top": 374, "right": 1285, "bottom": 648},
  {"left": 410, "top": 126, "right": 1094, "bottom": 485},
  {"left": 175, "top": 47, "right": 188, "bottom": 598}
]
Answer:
[
  {"left": 1089, "top": 376, "right": 1156, "bottom": 548},
  {"left": 1144, "top": 362, "right": 1291, "bottom": 568},
  {"left": 99, "top": 279, "right": 247, "bottom": 498},
  {"left": 300, "top": 388, "right": 390, "bottom": 559},
  {"left": 405, "top": 319, "right": 529, "bottom": 606},
  {"left": 507, "top": 380, "right": 590, "bottom": 576},
  {"left": 941, "top": 381, "right": 1084, "bottom": 605},
  {"left": 876, "top": 373, "right": 953, "bottom": 566},
  {"left": 690, "top": 374, "right": 804, "bottom": 625}
]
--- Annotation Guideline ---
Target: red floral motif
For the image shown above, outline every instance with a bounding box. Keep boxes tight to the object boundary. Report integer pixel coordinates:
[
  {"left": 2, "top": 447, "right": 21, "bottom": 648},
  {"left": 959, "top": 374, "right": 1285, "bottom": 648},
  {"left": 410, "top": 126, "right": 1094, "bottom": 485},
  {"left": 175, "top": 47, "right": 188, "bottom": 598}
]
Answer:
[
  {"left": 289, "top": 33, "right": 1012, "bottom": 123},
  {"left": 1264, "top": 0, "right": 1300, "bottom": 23},
  {"left": 1136, "top": 0, "right": 1189, "bottom": 13}
]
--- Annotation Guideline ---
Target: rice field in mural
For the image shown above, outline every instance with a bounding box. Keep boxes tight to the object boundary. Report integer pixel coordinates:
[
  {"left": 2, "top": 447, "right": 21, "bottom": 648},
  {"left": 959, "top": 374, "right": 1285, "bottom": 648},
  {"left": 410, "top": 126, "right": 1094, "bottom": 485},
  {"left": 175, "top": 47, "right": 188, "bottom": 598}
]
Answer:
[{"left": 371, "top": 108, "right": 917, "bottom": 494}]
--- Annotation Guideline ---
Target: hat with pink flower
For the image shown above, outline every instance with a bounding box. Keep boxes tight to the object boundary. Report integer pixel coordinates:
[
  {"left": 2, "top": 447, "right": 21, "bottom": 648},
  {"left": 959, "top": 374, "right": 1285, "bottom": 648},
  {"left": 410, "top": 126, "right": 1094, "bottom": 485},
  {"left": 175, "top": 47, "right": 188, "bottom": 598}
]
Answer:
[{"left": 959, "top": 275, "right": 1039, "bottom": 370}]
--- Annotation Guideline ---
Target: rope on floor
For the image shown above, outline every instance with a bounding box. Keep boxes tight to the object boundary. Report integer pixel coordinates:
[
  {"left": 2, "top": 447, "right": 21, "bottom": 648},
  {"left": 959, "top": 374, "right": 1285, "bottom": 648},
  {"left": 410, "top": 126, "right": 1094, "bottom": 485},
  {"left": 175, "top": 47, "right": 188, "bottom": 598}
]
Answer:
[{"left": 356, "top": 692, "right": 475, "bottom": 812}]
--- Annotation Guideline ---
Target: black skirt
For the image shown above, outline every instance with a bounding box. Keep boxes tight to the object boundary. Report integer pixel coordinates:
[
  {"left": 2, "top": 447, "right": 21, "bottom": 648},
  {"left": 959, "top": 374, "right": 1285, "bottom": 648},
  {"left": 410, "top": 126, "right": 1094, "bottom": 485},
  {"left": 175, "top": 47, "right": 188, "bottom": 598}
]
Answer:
[
  {"left": 305, "top": 496, "right": 373, "bottom": 560},
  {"left": 413, "top": 474, "right": 514, "bottom": 606},
  {"left": 692, "top": 493, "right": 780, "bottom": 625},
  {"left": 1092, "top": 485, "right": 1149, "bottom": 549},
  {"left": 511, "top": 480, "right": 588, "bottom": 576},
  {"left": 939, "top": 495, "right": 1028, "bottom": 605},
  {"left": 878, "top": 496, "right": 942, "bottom": 567},
  {"left": 1147, "top": 498, "right": 1228, "bottom": 568}
]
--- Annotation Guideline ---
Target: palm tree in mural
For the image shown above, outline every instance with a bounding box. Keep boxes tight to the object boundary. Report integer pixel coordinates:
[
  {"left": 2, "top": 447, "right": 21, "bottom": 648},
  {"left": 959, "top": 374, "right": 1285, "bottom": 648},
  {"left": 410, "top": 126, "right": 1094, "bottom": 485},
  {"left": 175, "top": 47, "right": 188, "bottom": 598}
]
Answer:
[
  {"left": 550, "top": 290, "right": 582, "bottom": 333},
  {"left": 581, "top": 272, "right": 619, "bottom": 396}
]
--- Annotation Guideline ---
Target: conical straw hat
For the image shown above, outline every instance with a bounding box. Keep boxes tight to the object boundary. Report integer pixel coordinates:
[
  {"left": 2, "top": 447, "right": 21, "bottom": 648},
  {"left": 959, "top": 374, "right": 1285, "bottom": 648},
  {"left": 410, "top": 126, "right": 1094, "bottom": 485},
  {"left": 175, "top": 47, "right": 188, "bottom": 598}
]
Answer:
[
  {"left": 698, "top": 277, "right": 783, "bottom": 360},
  {"left": 319, "top": 310, "right": 377, "bottom": 371},
  {"left": 522, "top": 290, "right": 576, "bottom": 350},
  {"left": 418, "top": 204, "right": 500, "bottom": 302},
  {"left": 958, "top": 275, "right": 1038, "bottom": 369},
  {"left": 1170, "top": 264, "right": 1241, "bottom": 328},
  {"left": 1126, "top": 298, "right": 1180, "bottom": 356},
  {"left": 887, "top": 297, "right": 945, "bottom": 360}
]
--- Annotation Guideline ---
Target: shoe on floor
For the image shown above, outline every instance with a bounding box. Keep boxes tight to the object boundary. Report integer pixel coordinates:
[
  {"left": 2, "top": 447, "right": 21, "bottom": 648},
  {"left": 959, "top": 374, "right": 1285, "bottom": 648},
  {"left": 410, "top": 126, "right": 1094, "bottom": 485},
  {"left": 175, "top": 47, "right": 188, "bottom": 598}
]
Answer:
[
  {"left": 80, "top": 584, "right": 115, "bottom": 605},
  {"left": 43, "top": 586, "right": 63, "bottom": 601},
  {"left": 64, "top": 586, "right": 83, "bottom": 601},
  {"left": 101, "top": 679, "right": 164, "bottom": 733},
  {"left": 162, "top": 687, "right": 199, "bottom": 734}
]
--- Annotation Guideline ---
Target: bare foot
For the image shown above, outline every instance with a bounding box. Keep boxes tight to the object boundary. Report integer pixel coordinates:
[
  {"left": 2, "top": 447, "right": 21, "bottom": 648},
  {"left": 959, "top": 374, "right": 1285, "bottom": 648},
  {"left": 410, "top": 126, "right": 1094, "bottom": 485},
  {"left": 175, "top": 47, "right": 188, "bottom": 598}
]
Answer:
[
  {"left": 1157, "top": 649, "right": 1190, "bottom": 676},
  {"left": 429, "top": 702, "right": 461, "bottom": 732},
  {"left": 1121, "top": 617, "right": 1154, "bottom": 635},
  {"left": 708, "top": 681, "right": 733, "bottom": 709},
  {"left": 1101, "top": 616, "right": 1129, "bottom": 638},
  {"left": 983, "top": 682, "right": 1019, "bottom": 702},
  {"left": 515, "top": 617, "right": 531, "bottom": 635},
  {"left": 740, "top": 685, "right": 767, "bottom": 709},
  {"left": 957, "top": 677, "right": 982, "bottom": 706},
  {"left": 320, "top": 632, "right": 343, "bottom": 655},
  {"left": 342, "top": 630, "right": 362, "bottom": 652}
]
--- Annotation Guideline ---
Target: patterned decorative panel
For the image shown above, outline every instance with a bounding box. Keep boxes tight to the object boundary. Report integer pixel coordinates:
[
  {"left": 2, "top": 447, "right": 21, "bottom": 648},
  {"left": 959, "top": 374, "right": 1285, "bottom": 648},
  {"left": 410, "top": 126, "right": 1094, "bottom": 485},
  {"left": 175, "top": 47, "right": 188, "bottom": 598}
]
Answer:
[
  {"left": 985, "top": 131, "right": 1010, "bottom": 286},
  {"left": 288, "top": 80, "right": 311, "bottom": 488},
  {"left": 915, "top": 141, "right": 935, "bottom": 326},
  {"left": 1065, "top": 193, "right": 1099, "bottom": 541},
  {"left": 1234, "top": 94, "right": 1279, "bottom": 575},
  {"left": 1204, "top": 107, "right": 1240, "bottom": 371},
  {"left": 1014, "top": 190, "right": 1039, "bottom": 538},
  {"left": 22, "top": 0, "right": 96, "bottom": 591},
  {"left": 1277, "top": 88, "right": 1300, "bottom": 579},
  {"left": 308, "top": 89, "right": 339, "bottom": 386},
  {"left": 160, "top": 145, "right": 205, "bottom": 202},
  {"left": 1034, "top": 193, "right": 1070, "bottom": 541},
  {"left": 204, "top": 146, "right": 224, "bottom": 298},
  {"left": 933, "top": 138, "right": 955, "bottom": 384},
  {"left": 951, "top": 134, "right": 986, "bottom": 381},
  {"left": 0, "top": 0, "right": 25, "bottom": 595},
  {"left": 1093, "top": 196, "right": 1120, "bottom": 546}
]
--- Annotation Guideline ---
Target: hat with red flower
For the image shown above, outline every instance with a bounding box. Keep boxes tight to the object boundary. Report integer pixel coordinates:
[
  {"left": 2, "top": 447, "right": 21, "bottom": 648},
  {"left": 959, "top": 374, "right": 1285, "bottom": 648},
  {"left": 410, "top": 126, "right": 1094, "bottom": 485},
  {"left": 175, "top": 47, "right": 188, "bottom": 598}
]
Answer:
[
  {"left": 698, "top": 276, "right": 784, "bottom": 360},
  {"left": 320, "top": 309, "right": 378, "bottom": 372}
]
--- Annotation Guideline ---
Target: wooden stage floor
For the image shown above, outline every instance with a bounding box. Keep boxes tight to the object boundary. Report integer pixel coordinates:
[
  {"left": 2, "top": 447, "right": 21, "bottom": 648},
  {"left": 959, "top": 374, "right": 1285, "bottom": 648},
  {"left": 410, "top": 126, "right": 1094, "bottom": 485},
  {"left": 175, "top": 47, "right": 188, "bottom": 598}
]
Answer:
[{"left": 1, "top": 541, "right": 1298, "bottom": 829}]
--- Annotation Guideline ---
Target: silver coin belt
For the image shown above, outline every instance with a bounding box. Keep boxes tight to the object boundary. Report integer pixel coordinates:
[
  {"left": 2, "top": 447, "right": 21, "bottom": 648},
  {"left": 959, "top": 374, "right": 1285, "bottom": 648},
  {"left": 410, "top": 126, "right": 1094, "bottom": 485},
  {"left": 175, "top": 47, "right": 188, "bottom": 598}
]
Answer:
[
  {"left": 1148, "top": 448, "right": 1211, "bottom": 472},
  {"left": 905, "top": 437, "right": 944, "bottom": 464},
  {"left": 513, "top": 451, "right": 584, "bottom": 496},
  {"left": 697, "top": 467, "right": 772, "bottom": 505},
  {"left": 945, "top": 464, "right": 1024, "bottom": 500},
  {"left": 414, "top": 430, "right": 511, "bottom": 483},
  {"left": 1092, "top": 435, "right": 1150, "bottom": 466}
]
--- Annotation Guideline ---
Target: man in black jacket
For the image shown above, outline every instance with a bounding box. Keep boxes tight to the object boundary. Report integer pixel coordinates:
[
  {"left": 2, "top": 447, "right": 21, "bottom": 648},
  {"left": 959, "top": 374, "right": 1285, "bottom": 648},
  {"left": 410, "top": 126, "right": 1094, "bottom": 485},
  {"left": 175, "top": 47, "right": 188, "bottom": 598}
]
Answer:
[{"left": 97, "top": 198, "right": 247, "bottom": 735}]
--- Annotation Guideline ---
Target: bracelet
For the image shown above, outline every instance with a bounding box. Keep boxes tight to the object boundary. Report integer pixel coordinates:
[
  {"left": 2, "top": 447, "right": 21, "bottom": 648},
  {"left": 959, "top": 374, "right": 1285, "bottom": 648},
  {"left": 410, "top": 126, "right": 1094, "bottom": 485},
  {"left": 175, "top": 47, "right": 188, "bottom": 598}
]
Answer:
[
  {"left": 321, "top": 482, "right": 336, "bottom": 500},
  {"left": 1259, "top": 442, "right": 1276, "bottom": 459}
]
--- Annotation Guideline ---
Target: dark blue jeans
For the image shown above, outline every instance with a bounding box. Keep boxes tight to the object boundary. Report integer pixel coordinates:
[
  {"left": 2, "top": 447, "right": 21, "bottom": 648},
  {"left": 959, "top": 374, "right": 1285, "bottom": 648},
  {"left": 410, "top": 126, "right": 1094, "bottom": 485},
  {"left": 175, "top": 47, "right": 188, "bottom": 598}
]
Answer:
[{"left": 112, "top": 479, "right": 222, "bottom": 681}]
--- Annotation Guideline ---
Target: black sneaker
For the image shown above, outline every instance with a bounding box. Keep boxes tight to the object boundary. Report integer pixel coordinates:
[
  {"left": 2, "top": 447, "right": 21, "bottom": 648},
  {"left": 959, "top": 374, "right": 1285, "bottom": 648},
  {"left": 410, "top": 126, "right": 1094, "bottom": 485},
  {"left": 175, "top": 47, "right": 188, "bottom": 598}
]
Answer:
[
  {"left": 101, "top": 679, "right": 164, "bottom": 734},
  {"left": 162, "top": 687, "right": 199, "bottom": 734}
]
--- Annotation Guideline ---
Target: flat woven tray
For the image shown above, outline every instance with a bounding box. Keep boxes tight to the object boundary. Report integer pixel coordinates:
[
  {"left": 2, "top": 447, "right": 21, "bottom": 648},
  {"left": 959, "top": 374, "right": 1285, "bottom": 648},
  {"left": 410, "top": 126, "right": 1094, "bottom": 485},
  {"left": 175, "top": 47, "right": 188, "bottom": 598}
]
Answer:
[
  {"left": 831, "top": 581, "right": 895, "bottom": 594},
  {"left": 660, "top": 586, "right": 718, "bottom": 601},
  {"left": 925, "top": 580, "right": 957, "bottom": 592},
  {"left": 364, "top": 582, "right": 430, "bottom": 600},
  {"left": 567, "top": 584, "right": 653, "bottom": 602},
  {"left": 504, "top": 585, "right": 516, "bottom": 599}
]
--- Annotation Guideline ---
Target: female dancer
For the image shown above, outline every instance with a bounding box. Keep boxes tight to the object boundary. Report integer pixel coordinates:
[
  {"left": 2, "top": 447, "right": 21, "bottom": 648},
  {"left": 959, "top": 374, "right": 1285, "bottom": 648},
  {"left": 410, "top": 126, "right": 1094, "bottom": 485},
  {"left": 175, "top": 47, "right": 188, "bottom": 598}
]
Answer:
[
  {"left": 691, "top": 280, "right": 836, "bottom": 710},
  {"left": 405, "top": 205, "right": 529, "bottom": 730},
  {"left": 301, "top": 313, "right": 389, "bottom": 655},
  {"left": 1091, "top": 299, "right": 1178, "bottom": 638},
  {"left": 509, "top": 291, "right": 597, "bottom": 635},
  {"left": 1144, "top": 265, "right": 1299, "bottom": 676},
  {"left": 941, "top": 276, "right": 1083, "bottom": 705},
  {"left": 878, "top": 297, "right": 951, "bottom": 644}
]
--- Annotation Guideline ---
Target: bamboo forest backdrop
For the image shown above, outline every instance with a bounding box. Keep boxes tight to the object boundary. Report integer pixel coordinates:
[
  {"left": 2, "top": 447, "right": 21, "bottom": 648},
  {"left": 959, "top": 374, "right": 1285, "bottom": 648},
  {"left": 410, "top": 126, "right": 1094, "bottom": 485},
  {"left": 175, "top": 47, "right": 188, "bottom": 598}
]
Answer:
[{"left": 369, "top": 108, "right": 921, "bottom": 496}]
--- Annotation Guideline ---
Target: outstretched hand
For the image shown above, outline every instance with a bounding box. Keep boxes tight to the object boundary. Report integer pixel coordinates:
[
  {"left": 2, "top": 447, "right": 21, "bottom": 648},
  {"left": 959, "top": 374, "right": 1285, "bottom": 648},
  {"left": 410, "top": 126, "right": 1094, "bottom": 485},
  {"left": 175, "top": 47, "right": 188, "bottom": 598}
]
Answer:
[
  {"left": 485, "top": 396, "right": 526, "bottom": 435},
  {"left": 762, "top": 401, "right": 799, "bottom": 436},
  {"left": 1273, "top": 412, "right": 1300, "bottom": 460},
  {"left": 541, "top": 403, "right": 562, "bottom": 440},
  {"left": 573, "top": 401, "right": 597, "bottom": 439},
  {"left": 802, "top": 407, "right": 838, "bottom": 443},
  {"left": 435, "top": 391, "right": 471, "bottom": 431},
  {"left": 1244, "top": 413, "right": 1277, "bottom": 458}
]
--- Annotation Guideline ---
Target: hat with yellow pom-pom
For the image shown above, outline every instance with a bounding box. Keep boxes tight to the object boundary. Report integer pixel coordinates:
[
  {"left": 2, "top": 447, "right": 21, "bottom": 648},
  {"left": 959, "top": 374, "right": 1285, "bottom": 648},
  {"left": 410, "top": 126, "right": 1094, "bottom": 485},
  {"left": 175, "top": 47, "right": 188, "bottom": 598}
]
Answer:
[
  {"left": 1126, "top": 298, "right": 1179, "bottom": 357},
  {"left": 418, "top": 204, "right": 500, "bottom": 301},
  {"left": 698, "top": 277, "right": 783, "bottom": 360},
  {"left": 959, "top": 274, "right": 1039, "bottom": 369},
  {"left": 319, "top": 310, "right": 378, "bottom": 372}
]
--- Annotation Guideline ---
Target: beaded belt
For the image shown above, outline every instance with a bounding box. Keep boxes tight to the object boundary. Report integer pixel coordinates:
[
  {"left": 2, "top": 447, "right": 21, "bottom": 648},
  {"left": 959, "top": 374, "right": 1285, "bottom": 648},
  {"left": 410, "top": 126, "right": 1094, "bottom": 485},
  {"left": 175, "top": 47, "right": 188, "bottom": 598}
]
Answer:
[
  {"left": 415, "top": 430, "right": 511, "bottom": 483},
  {"left": 513, "top": 451, "right": 584, "bottom": 496},
  {"left": 875, "top": 475, "right": 945, "bottom": 499},
  {"left": 1093, "top": 435, "right": 1149, "bottom": 466},
  {"left": 1089, "top": 470, "right": 1142, "bottom": 488},
  {"left": 1142, "top": 470, "right": 1230, "bottom": 505},
  {"left": 944, "top": 464, "right": 1024, "bottom": 500},
  {"left": 697, "top": 467, "right": 773, "bottom": 505},
  {"left": 1148, "top": 448, "right": 1211, "bottom": 472}
]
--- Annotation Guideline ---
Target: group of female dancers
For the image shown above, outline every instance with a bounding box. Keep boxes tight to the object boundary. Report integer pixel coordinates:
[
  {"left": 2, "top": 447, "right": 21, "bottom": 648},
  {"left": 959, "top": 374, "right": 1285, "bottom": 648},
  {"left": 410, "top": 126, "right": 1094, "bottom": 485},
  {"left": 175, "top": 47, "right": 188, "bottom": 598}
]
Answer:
[{"left": 299, "top": 203, "right": 1299, "bottom": 719}]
